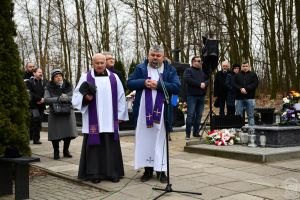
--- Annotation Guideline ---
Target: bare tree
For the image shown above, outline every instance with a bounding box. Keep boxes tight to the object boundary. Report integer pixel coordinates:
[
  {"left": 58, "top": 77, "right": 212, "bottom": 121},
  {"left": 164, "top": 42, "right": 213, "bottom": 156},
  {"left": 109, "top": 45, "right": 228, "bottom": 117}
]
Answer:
[
  {"left": 259, "top": 0, "right": 278, "bottom": 98},
  {"left": 75, "top": 0, "right": 82, "bottom": 84}
]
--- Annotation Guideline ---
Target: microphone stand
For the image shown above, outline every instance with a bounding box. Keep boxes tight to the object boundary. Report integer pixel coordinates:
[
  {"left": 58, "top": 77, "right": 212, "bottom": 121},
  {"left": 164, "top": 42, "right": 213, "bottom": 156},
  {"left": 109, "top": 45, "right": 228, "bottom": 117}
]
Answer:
[{"left": 152, "top": 67, "right": 202, "bottom": 199}]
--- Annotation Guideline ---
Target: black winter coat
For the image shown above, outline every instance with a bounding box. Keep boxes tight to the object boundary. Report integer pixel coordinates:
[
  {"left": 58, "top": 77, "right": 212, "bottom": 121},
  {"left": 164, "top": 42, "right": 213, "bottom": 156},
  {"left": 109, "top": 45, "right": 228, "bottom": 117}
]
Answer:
[
  {"left": 214, "top": 70, "right": 228, "bottom": 100},
  {"left": 183, "top": 67, "right": 208, "bottom": 98},
  {"left": 232, "top": 71, "right": 259, "bottom": 100},
  {"left": 26, "top": 78, "right": 47, "bottom": 110},
  {"left": 224, "top": 72, "right": 236, "bottom": 106}
]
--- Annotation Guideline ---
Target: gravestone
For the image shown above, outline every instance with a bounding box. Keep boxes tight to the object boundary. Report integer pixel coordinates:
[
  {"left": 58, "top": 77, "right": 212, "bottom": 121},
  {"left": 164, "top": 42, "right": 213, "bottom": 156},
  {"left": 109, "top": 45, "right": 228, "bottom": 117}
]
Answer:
[
  {"left": 252, "top": 125, "right": 300, "bottom": 147},
  {"left": 254, "top": 107, "right": 275, "bottom": 125}
]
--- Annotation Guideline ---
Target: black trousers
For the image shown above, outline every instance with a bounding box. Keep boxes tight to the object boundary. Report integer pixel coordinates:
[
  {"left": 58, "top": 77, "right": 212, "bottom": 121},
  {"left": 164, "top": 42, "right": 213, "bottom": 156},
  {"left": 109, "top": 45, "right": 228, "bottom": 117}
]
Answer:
[
  {"left": 29, "top": 108, "right": 44, "bottom": 142},
  {"left": 227, "top": 105, "right": 235, "bottom": 115},
  {"left": 30, "top": 120, "right": 41, "bottom": 142}
]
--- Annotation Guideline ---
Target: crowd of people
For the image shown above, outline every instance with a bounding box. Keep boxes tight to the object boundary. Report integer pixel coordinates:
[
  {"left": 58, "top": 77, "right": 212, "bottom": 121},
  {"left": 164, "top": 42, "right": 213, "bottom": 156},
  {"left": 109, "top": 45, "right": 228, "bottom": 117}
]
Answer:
[{"left": 23, "top": 44, "right": 258, "bottom": 184}]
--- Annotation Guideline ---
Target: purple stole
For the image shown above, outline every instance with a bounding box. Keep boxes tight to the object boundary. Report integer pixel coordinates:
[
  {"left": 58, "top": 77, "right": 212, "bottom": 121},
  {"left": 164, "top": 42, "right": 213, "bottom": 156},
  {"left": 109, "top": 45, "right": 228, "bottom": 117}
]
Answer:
[
  {"left": 145, "top": 76, "right": 164, "bottom": 128},
  {"left": 86, "top": 70, "right": 118, "bottom": 145}
]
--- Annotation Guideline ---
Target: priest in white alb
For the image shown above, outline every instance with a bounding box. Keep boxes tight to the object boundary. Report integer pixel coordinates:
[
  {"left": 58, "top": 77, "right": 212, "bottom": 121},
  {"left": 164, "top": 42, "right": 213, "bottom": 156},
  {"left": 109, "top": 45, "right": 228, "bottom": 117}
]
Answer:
[
  {"left": 72, "top": 53, "right": 128, "bottom": 184},
  {"left": 127, "top": 45, "right": 180, "bottom": 183}
]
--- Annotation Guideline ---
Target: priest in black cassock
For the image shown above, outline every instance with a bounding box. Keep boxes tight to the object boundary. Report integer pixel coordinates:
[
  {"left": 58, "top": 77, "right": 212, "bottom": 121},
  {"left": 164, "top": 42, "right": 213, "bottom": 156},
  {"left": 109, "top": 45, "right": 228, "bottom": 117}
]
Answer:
[{"left": 72, "top": 53, "right": 128, "bottom": 183}]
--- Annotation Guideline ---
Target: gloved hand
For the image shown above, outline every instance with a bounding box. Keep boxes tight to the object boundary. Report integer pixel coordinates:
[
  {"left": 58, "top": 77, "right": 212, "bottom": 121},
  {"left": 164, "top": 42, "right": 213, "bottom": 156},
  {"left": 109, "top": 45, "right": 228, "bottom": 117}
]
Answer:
[{"left": 58, "top": 93, "right": 69, "bottom": 102}]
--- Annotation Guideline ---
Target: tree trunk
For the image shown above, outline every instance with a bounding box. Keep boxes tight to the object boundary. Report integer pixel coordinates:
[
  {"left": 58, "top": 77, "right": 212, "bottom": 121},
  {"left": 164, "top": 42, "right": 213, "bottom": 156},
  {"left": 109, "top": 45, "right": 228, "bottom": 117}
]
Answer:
[
  {"left": 102, "top": 0, "right": 110, "bottom": 51},
  {"left": 75, "top": 0, "right": 82, "bottom": 84},
  {"left": 296, "top": 0, "right": 300, "bottom": 90},
  {"left": 57, "top": 0, "right": 68, "bottom": 77}
]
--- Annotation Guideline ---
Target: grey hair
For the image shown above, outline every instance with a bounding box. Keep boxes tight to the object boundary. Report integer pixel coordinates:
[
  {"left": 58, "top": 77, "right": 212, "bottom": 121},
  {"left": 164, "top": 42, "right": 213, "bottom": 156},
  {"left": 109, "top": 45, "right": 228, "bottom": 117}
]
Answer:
[
  {"left": 102, "top": 51, "right": 113, "bottom": 57},
  {"left": 149, "top": 45, "right": 164, "bottom": 55}
]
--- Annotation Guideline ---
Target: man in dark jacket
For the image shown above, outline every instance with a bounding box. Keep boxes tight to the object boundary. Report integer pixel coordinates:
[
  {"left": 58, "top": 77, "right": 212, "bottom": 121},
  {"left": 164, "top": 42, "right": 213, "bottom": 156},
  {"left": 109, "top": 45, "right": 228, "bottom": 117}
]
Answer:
[
  {"left": 23, "top": 62, "right": 35, "bottom": 81},
  {"left": 103, "top": 51, "right": 127, "bottom": 91},
  {"left": 127, "top": 45, "right": 180, "bottom": 183},
  {"left": 26, "top": 68, "right": 47, "bottom": 144},
  {"left": 232, "top": 61, "right": 259, "bottom": 126},
  {"left": 225, "top": 63, "right": 240, "bottom": 115},
  {"left": 183, "top": 56, "right": 208, "bottom": 140},
  {"left": 214, "top": 60, "right": 229, "bottom": 116}
]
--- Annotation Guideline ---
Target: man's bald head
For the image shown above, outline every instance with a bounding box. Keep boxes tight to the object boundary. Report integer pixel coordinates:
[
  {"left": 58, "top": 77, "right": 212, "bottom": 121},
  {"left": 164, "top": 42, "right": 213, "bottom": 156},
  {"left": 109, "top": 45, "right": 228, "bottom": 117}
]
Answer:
[{"left": 92, "top": 53, "right": 106, "bottom": 74}]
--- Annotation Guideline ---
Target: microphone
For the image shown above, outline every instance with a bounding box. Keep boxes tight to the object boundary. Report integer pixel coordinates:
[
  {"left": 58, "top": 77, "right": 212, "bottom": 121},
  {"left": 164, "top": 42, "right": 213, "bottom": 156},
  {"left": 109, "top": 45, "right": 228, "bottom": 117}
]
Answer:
[{"left": 152, "top": 60, "right": 158, "bottom": 68}]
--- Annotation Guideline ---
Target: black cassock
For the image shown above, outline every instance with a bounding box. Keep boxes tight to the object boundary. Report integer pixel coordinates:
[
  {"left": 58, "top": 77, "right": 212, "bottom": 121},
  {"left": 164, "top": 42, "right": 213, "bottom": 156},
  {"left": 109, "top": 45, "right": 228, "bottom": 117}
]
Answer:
[{"left": 78, "top": 133, "right": 124, "bottom": 181}]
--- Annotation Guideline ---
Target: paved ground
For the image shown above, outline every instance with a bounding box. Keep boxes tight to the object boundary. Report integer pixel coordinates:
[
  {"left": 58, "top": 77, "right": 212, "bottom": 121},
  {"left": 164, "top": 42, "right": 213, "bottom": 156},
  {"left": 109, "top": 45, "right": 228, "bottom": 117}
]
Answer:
[{"left": 2, "top": 130, "right": 300, "bottom": 200}]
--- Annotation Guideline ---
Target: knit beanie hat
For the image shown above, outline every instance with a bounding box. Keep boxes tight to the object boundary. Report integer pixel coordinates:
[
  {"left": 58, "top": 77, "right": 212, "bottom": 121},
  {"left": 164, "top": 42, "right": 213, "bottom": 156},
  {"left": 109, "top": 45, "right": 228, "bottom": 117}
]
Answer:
[{"left": 51, "top": 68, "right": 63, "bottom": 80}]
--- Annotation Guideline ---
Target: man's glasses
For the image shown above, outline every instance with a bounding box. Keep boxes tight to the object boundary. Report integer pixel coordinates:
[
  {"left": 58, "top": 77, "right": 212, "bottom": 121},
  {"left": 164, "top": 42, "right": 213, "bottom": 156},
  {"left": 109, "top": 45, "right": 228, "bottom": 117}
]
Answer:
[{"left": 194, "top": 60, "right": 202, "bottom": 63}]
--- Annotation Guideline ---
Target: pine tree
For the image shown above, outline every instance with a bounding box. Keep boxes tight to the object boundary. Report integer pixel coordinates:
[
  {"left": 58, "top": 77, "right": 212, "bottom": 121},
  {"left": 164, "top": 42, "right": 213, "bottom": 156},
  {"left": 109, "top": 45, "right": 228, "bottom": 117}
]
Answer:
[
  {"left": 128, "top": 60, "right": 137, "bottom": 77},
  {"left": 0, "top": 0, "right": 31, "bottom": 156},
  {"left": 114, "top": 60, "right": 127, "bottom": 92}
]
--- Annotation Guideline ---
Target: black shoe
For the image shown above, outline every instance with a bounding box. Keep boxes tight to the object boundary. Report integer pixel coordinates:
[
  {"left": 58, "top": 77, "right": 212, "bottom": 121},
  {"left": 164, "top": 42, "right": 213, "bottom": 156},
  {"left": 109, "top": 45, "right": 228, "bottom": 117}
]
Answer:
[
  {"left": 110, "top": 177, "right": 120, "bottom": 183},
  {"left": 156, "top": 172, "right": 168, "bottom": 183},
  {"left": 63, "top": 152, "right": 73, "bottom": 158},
  {"left": 91, "top": 179, "right": 101, "bottom": 183},
  {"left": 33, "top": 141, "right": 42, "bottom": 144},
  {"left": 54, "top": 152, "right": 60, "bottom": 160},
  {"left": 140, "top": 172, "right": 153, "bottom": 182},
  {"left": 193, "top": 134, "right": 200, "bottom": 138},
  {"left": 54, "top": 154, "right": 60, "bottom": 160}
]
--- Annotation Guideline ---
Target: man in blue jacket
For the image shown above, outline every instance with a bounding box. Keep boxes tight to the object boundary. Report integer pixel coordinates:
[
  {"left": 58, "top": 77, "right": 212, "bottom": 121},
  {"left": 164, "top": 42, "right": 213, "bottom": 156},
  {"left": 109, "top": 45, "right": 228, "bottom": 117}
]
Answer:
[{"left": 127, "top": 45, "right": 180, "bottom": 183}]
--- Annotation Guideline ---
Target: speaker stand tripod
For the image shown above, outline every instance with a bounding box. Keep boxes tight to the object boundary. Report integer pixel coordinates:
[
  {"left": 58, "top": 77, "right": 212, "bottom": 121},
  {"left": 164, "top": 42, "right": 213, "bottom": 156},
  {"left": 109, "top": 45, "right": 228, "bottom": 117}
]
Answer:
[{"left": 198, "top": 68, "right": 217, "bottom": 142}]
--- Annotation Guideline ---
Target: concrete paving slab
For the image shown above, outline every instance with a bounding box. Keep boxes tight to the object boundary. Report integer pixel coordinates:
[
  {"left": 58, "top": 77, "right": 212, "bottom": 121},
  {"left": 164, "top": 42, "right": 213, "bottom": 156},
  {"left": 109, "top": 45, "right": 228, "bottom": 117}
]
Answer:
[
  {"left": 218, "top": 193, "right": 265, "bottom": 200},
  {"left": 3, "top": 130, "right": 300, "bottom": 200},
  {"left": 216, "top": 181, "right": 269, "bottom": 193},
  {"left": 246, "top": 176, "right": 287, "bottom": 187},
  {"left": 221, "top": 170, "right": 264, "bottom": 180},
  {"left": 241, "top": 165, "right": 288, "bottom": 177},
  {"left": 47, "top": 164, "right": 79, "bottom": 172},
  {"left": 272, "top": 172, "right": 300, "bottom": 181},
  {"left": 247, "top": 187, "right": 300, "bottom": 200},
  {"left": 197, "top": 174, "right": 237, "bottom": 185},
  {"left": 216, "top": 159, "right": 260, "bottom": 169},
  {"left": 270, "top": 159, "right": 300, "bottom": 170},
  {"left": 189, "top": 185, "right": 238, "bottom": 200}
]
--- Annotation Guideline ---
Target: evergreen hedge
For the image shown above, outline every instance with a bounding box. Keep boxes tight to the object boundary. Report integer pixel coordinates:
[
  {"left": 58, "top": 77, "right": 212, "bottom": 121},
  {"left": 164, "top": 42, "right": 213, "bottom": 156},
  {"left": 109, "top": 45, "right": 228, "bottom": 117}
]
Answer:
[
  {"left": 114, "top": 60, "right": 127, "bottom": 91},
  {"left": 128, "top": 60, "right": 137, "bottom": 78},
  {"left": 0, "top": 0, "right": 31, "bottom": 156}
]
